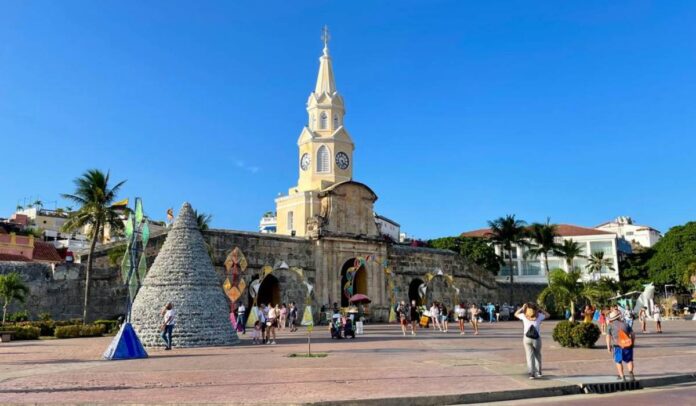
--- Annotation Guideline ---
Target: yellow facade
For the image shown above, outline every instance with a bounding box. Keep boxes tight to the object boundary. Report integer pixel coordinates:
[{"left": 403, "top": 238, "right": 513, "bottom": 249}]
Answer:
[{"left": 276, "top": 31, "right": 355, "bottom": 237}]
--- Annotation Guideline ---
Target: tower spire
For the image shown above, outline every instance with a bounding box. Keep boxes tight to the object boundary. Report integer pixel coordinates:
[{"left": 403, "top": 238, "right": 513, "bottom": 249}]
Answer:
[{"left": 314, "top": 25, "right": 336, "bottom": 95}]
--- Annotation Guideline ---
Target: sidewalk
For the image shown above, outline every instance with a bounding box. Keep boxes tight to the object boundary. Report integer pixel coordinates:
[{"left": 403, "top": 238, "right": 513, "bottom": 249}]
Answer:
[{"left": 0, "top": 320, "right": 694, "bottom": 404}]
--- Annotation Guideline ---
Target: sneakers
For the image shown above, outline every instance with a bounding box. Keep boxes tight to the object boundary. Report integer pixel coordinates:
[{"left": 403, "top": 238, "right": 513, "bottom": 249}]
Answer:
[
  {"left": 529, "top": 374, "right": 535, "bottom": 380},
  {"left": 271, "top": 341, "right": 276, "bottom": 345},
  {"left": 628, "top": 372, "right": 635, "bottom": 382},
  {"left": 617, "top": 375, "right": 626, "bottom": 382},
  {"left": 535, "top": 373, "right": 543, "bottom": 378}
]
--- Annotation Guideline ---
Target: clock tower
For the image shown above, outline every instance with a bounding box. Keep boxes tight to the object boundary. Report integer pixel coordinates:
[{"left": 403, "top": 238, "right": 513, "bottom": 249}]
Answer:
[{"left": 276, "top": 27, "right": 357, "bottom": 237}]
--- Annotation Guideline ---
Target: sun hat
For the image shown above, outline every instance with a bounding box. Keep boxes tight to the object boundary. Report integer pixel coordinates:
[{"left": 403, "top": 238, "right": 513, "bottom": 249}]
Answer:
[{"left": 608, "top": 310, "right": 622, "bottom": 321}]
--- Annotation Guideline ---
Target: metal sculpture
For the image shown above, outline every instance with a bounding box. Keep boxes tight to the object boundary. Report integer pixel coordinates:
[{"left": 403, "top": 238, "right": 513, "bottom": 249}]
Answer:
[{"left": 103, "top": 197, "right": 149, "bottom": 360}]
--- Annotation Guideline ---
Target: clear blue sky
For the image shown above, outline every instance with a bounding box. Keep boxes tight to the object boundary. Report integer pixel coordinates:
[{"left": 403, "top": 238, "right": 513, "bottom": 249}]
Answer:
[{"left": 1, "top": 1, "right": 695, "bottom": 239}]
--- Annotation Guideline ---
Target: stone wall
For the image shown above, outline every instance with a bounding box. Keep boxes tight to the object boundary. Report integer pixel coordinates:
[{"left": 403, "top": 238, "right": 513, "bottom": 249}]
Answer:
[{"left": 0, "top": 261, "right": 126, "bottom": 320}]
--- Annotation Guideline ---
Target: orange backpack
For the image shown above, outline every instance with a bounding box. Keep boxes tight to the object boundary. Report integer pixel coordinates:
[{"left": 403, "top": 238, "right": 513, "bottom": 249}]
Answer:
[{"left": 617, "top": 328, "right": 633, "bottom": 349}]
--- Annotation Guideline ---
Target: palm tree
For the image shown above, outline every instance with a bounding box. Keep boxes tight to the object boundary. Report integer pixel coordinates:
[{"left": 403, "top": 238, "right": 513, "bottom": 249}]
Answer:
[
  {"left": 537, "top": 269, "right": 590, "bottom": 321},
  {"left": 487, "top": 215, "right": 528, "bottom": 305},
  {"left": 526, "top": 218, "right": 559, "bottom": 281},
  {"left": 61, "top": 169, "right": 126, "bottom": 323},
  {"left": 0, "top": 273, "right": 29, "bottom": 324},
  {"left": 586, "top": 251, "right": 615, "bottom": 281},
  {"left": 33, "top": 200, "right": 43, "bottom": 210},
  {"left": 194, "top": 210, "right": 213, "bottom": 231},
  {"left": 554, "top": 239, "right": 586, "bottom": 272}
]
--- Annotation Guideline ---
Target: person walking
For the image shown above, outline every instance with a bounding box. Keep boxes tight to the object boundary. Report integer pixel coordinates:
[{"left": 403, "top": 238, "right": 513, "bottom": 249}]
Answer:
[
  {"left": 237, "top": 302, "right": 246, "bottom": 334},
  {"left": 514, "top": 303, "right": 549, "bottom": 380},
  {"left": 397, "top": 301, "right": 409, "bottom": 336},
  {"left": 279, "top": 303, "right": 288, "bottom": 331},
  {"left": 606, "top": 309, "right": 636, "bottom": 381},
  {"left": 160, "top": 302, "right": 176, "bottom": 350},
  {"left": 456, "top": 303, "right": 467, "bottom": 335},
  {"left": 409, "top": 300, "right": 419, "bottom": 336},
  {"left": 652, "top": 303, "right": 663, "bottom": 333},
  {"left": 469, "top": 303, "right": 480, "bottom": 335},
  {"left": 440, "top": 303, "right": 449, "bottom": 333},
  {"left": 429, "top": 302, "right": 442, "bottom": 331},
  {"left": 638, "top": 306, "right": 648, "bottom": 333},
  {"left": 486, "top": 303, "right": 496, "bottom": 323},
  {"left": 257, "top": 304, "right": 267, "bottom": 344},
  {"left": 288, "top": 302, "right": 298, "bottom": 332},
  {"left": 267, "top": 304, "right": 278, "bottom": 344}
]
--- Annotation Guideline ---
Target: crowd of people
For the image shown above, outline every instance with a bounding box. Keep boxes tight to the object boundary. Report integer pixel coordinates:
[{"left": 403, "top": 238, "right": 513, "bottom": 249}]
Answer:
[{"left": 231, "top": 302, "right": 300, "bottom": 345}]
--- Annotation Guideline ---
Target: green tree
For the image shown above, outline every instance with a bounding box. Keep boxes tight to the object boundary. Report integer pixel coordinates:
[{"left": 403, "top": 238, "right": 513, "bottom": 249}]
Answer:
[
  {"left": 61, "top": 169, "right": 126, "bottom": 323},
  {"left": 194, "top": 210, "right": 213, "bottom": 231},
  {"left": 646, "top": 222, "right": 696, "bottom": 289},
  {"left": 585, "top": 251, "right": 615, "bottom": 280},
  {"left": 526, "top": 219, "right": 560, "bottom": 281},
  {"left": 554, "top": 239, "right": 585, "bottom": 272},
  {"left": 428, "top": 236, "right": 500, "bottom": 274},
  {"left": 0, "top": 273, "right": 29, "bottom": 324},
  {"left": 538, "top": 269, "right": 597, "bottom": 322},
  {"left": 487, "top": 215, "right": 528, "bottom": 304},
  {"left": 617, "top": 248, "right": 653, "bottom": 293}
]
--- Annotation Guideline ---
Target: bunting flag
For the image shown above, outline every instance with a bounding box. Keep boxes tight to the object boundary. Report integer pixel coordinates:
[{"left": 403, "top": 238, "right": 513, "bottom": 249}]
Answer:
[
  {"left": 424, "top": 273, "right": 434, "bottom": 282},
  {"left": 291, "top": 267, "right": 304, "bottom": 278},
  {"left": 223, "top": 277, "right": 232, "bottom": 293},
  {"left": 301, "top": 305, "right": 314, "bottom": 326},
  {"left": 388, "top": 306, "right": 397, "bottom": 323},
  {"left": 262, "top": 265, "right": 273, "bottom": 277},
  {"left": 237, "top": 279, "right": 247, "bottom": 296},
  {"left": 245, "top": 306, "right": 259, "bottom": 328}
]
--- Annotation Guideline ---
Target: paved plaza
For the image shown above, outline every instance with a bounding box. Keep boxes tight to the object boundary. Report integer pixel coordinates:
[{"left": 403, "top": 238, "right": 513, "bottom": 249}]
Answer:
[{"left": 1, "top": 320, "right": 695, "bottom": 404}]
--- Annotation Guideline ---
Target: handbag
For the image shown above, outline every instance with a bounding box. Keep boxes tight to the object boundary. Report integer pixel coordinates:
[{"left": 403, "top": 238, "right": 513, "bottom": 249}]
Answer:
[{"left": 525, "top": 325, "right": 539, "bottom": 340}]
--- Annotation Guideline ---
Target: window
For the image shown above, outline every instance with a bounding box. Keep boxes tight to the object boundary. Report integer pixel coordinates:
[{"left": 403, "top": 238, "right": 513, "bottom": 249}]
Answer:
[
  {"left": 319, "top": 112, "right": 328, "bottom": 129},
  {"left": 317, "top": 145, "right": 330, "bottom": 173},
  {"left": 333, "top": 114, "right": 339, "bottom": 129},
  {"left": 287, "top": 211, "right": 294, "bottom": 232},
  {"left": 590, "top": 241, "right": 613, "bottom": 257},
  {"left": 521, "top": 260, "right": 541, "bottom": 276}
]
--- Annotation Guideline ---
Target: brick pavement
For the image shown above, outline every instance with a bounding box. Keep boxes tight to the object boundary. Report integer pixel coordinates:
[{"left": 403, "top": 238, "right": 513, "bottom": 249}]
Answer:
[{"left": 0, "top": 320, "right": 694, "bottom": 404}]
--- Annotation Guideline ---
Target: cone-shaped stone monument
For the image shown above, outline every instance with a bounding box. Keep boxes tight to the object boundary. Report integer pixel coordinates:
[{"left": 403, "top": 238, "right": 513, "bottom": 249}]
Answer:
[{"left": 131, "top": 202, "right": 239, "bottom": 347}]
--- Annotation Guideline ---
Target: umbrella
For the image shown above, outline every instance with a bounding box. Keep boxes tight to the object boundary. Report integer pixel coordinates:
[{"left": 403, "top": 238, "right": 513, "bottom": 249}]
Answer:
[{"left": 349, "top": 293, "right": 371, "bottom": 304}]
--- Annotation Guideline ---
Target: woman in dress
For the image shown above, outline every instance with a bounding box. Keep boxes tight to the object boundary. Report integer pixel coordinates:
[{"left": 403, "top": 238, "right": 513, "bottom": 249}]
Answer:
[
  {"left": 638, "top": 306, "right": 648, "bottom": 333},
  {"left": 469, "top": 303, "right": 480, "bottom": 335},
  {"left": 456, "top": 303, "right": 467, "bottom": 335},
  {"left": 429, "top": 302, "right": 442, "bottom": 331},
  {"left": 279, "top": 303, "right": 288, "bottom": 331}
]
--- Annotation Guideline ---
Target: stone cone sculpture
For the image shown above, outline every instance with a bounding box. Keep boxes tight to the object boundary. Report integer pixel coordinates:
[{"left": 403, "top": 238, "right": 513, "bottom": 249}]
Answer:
[{"left": 131, "top": 202, "right": 239, "bottom": 347}]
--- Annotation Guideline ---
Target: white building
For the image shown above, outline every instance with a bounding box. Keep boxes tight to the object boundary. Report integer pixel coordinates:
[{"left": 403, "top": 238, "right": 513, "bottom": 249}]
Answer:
[
  {"left": 462, "top": 224, "right": 621, "bottom": 284},
  {"left": 595, "top": 216, "right": 661, "bottom": 249},
  {"left": 374, "top": 213, "right": 400, "bottom": 241},
  {"left": 259, "top": 212, "right": 277, "bottom": 234}
]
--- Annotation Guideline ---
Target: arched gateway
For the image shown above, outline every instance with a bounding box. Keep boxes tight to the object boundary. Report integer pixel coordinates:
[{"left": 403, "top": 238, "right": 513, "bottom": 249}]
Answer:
[{"left": 340, "top": 258, "right": 368, "bottom": 307}]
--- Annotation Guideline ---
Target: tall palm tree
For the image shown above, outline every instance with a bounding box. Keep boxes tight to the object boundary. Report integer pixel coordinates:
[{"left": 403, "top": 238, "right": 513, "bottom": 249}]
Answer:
[
  {"left": 537, "top": 269, "right": 591, "bottom": 322},
  {"left": 554, "top": 239, "right": 586, "bottom": 272},
  {"left": 194, "top": 210, "right": 213, "bottom": 231},
  {"left": 0, "top": 272, "right": 29, "bottom": 324},
  {"left": 61, "top": 169, "right": 126, "bottom": 323},
  {"left": 526, "top": 218, "right": 559, "bottom": 281},
  {"left": 586, "top": 251, "right": 615, "bottom": 281},
  {"left": 487, "top": 215, "right": 528, "bottom": 305}
]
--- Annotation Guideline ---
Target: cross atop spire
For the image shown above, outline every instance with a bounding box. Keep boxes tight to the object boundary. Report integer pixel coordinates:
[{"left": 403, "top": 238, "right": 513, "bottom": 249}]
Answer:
[{"left": 321, "top": 25, "right": 330, "bottom": 56}]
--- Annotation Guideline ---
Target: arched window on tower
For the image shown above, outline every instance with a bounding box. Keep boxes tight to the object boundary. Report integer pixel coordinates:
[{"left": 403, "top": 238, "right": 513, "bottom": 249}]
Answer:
[
  {"left": 319, "top": 112, "right": 328, "bottom": 129},
  {"left": 317, "top": 145, "right": 330, "bottom": 173},
  {"left": 333, "top": 114, "right": 339, "bottom": 129}
]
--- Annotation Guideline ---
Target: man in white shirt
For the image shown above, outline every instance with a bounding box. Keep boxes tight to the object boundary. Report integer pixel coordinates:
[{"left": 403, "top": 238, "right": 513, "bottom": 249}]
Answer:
[{"left": 160, "top": 302, "right": 176, "bottom": 350}]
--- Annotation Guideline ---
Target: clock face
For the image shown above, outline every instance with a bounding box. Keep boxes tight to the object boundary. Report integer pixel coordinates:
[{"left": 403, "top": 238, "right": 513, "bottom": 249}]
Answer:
[
  {"left": 300, "top": 153, "right": 311, "bottom": 171},
  {"left": 335, "top": 152, "right": 350, "bottom": 170}
]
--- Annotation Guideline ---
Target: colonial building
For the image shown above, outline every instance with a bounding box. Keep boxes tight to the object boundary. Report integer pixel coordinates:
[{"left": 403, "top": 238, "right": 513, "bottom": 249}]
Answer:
[
  {"left": 462, "top": 224, "right": 621, "bottom": 284},
  {"left": 595, "top": 216, "right": 661, "bottom": 249}
]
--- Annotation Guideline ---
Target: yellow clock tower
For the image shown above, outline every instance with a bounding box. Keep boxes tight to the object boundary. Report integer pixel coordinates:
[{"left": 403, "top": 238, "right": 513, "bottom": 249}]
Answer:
[{"left": 275, "top": 27, "right": 356, "bottom": 237}]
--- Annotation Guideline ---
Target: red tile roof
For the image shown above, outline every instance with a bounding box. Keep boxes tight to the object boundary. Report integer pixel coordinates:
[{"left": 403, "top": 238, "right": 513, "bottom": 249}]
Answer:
[
  {"left": 32, "top": 241, "right": 62, "bottom": 263},
  {"left": 461, "top": 224, "right": 615, "bottom": 238},
  {"left": 0, "top": 253, "right": 30, "bottom": 262}
]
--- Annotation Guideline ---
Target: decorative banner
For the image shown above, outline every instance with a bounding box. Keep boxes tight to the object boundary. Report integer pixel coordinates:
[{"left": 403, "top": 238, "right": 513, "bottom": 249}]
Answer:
[
  {"left": 245, "top": 306, "right": 259, "bottom": 329},
  {"left": 292, "top": 267, "right": 304, "bottom": 278},
  {"left": 262, "top": 265, "right": 273, "bottom": 277},
  {"left": 223, "top": 277, "right": 232, "bottom": 292},
  {"left": 388, "top": 306, "right": 397, "bottom": 323},
  {"left": 223, "top": 247, "right": 249, "bottom": 304},
  {"left": 418, "top": 283, "right": 427, "bottom": 299},
  {"left": 424, "top": 273, "right": 434, "bottom": 282},
  {"left": 250, "top": 279, "right": 261, "bottom": 299},
  {"left": 301, "top": 305, "right": 314, "bottom": 326}
]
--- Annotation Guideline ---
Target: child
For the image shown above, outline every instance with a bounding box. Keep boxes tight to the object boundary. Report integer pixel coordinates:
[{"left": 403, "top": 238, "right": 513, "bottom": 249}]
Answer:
[{"left": 251, "top": 320, "right": 261, "bottom": 345}]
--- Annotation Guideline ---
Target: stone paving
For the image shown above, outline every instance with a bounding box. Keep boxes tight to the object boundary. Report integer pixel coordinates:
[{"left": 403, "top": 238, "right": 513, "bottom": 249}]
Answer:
[{"left": 0, "top": 320, "right": 695, "bottom": 404}]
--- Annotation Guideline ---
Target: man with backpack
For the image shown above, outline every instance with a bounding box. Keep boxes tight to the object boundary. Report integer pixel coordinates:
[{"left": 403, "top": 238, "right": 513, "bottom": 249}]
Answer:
[{"left": 606, "top": 309, "right": 636, "bottom": 381}]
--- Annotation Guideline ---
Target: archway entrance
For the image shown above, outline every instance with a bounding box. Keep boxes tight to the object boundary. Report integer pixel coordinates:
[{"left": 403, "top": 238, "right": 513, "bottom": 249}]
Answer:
[
  {"left": 340, "top": 258, "right": 368, "bottom": 307},
  {"left": 409, "top": 278, "right": 424, "bottom": 306},
  {"left": 257, "top": 274, "right": 281, "bottom": 307}
]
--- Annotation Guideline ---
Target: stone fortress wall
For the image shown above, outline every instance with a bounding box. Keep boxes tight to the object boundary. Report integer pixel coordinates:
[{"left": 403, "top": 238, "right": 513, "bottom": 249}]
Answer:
[{"left": 1, "top": 229, "right": 542, "bottom": 321}]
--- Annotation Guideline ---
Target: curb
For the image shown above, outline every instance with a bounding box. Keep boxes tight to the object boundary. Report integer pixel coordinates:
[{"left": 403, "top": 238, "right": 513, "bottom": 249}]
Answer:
[{"left": 302, "top": 373, "right": 696, "bottom": 406}]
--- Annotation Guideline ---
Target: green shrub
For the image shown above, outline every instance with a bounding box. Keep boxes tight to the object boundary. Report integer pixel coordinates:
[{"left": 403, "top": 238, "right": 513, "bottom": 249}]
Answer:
[
  {"left": 4, "top": 325, "right": 40, "bottom": 340},
  {"left": 54, "top": 324, "right": 105, "bottom": 339},
  {"left": 570, "top": 322, "right": 601, "bottom": 348},
  {"left": 38, "top": 312, "right": 52, "bottom": 321},
  {"left": 7, "top": 310, "right": 29, "bottom": 322},
  {"left": 93, "top": 320, "right": 119, "bottom": 333},
  {"left": 552, "top": 321, "right": 576, "bottom": 347},
  {"left": 552, "top": 321, "right": 601, "bottom": 348}
]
